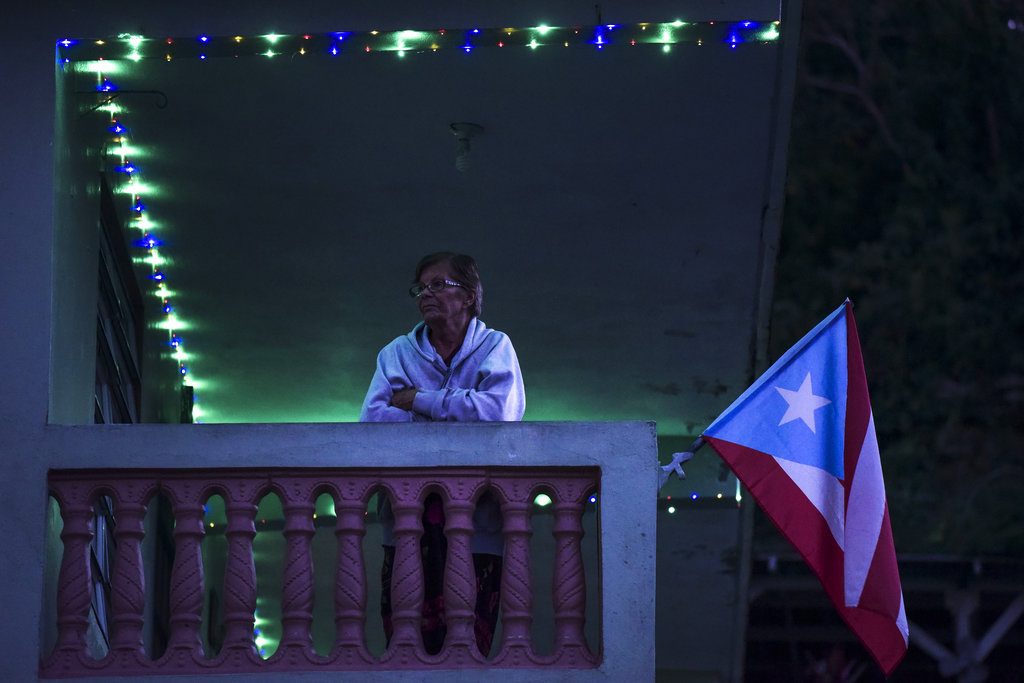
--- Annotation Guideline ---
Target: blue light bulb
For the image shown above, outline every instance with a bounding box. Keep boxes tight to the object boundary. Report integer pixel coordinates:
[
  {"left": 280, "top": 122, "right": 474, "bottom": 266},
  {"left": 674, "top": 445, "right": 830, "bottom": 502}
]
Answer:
[{"left": 134, "top": 235, "right": 162, "bottom": 249}]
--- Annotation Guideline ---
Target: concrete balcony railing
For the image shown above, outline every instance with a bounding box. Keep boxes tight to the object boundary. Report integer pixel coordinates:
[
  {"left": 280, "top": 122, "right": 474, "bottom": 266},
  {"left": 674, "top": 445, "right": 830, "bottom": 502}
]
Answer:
[{"left": 39, "top": 422, "right": 657, "bottom": 681}]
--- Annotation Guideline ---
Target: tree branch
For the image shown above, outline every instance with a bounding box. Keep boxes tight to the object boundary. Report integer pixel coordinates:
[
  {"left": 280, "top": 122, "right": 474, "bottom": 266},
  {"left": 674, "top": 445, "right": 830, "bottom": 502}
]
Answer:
[{"left": 801, "top": 74, "right": 906, "bottom": 163}]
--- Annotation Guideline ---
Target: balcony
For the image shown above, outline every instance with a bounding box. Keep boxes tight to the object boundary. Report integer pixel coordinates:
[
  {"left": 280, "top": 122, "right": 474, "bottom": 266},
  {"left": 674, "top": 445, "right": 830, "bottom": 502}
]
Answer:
[{"left": 39, "top": 421, "right": 657, "bottom": 680}]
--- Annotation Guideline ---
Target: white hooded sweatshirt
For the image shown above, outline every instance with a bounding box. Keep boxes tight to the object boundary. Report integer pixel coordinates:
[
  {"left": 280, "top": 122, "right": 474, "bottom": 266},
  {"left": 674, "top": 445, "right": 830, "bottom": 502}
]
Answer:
[{"left": 359, "top": 318, "right": 525, "bottom": 423}]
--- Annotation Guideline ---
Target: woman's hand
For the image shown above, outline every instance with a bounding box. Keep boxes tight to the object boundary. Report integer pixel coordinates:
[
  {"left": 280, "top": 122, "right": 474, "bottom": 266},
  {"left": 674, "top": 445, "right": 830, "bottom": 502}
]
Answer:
[{"left": 390, "top": 388, "right": 418, "bottom": 411}]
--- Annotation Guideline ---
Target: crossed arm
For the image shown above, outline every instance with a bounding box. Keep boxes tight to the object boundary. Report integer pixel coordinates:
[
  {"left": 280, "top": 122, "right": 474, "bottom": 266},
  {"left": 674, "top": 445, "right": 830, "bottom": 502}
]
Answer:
[{"left": 359, "top": 336, "right": 524, "bottom": 422}]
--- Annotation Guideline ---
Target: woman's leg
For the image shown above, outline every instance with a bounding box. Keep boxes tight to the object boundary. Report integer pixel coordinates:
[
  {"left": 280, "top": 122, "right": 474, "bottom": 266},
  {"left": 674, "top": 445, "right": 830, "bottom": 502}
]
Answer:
[
  {"left": 420, "top": 493, "right": 448, "bottom": 654},
  {"left": 380, "top": 545, "right": 395, "bottom": 645},
  {"left": 472, "top": 553, "right": 503, "bottom": 656}
]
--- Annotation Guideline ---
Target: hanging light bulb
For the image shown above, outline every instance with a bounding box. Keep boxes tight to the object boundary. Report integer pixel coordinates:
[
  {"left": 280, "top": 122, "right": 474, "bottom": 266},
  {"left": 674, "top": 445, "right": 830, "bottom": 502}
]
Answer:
[{"left": 449, "top": 122, "right": 484, "bottom": 172}]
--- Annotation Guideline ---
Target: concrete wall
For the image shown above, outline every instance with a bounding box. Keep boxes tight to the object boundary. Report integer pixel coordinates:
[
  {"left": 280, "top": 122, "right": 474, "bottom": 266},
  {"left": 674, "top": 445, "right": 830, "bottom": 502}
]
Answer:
[{"left": 1, "top": 6, "right": 59, "bottom": 677}]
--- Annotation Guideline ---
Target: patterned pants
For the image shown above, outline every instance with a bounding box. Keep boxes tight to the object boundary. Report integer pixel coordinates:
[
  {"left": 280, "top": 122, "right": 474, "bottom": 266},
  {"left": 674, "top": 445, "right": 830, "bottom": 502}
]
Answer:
[{"left": 381, "top": 493, "right": 503, "bottom": 655}]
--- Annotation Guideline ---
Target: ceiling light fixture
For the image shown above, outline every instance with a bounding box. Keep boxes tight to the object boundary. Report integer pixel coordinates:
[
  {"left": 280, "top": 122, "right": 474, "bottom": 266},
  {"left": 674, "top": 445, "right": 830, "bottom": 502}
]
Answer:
[{"left": 450, "top": 121, "right": 484, "bottom": 172}]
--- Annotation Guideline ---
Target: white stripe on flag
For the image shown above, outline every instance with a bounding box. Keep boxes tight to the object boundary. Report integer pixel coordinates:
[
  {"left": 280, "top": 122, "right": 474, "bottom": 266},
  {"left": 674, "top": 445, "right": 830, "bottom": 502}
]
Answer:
[
  {"left": 844, "top": 411, "right": 886, "bottom": 607},
  {"left": 775, "top": 455, "right": 845, "bottom": 549},
  {"left": 897, "top": 594, "right": 909, "bottom": 644}
]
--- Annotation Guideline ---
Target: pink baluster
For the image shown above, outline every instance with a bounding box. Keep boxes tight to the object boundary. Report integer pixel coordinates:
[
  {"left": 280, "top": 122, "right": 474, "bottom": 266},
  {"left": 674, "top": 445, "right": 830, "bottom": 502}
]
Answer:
[
  {"left": 380, "top": 486, "right": 425, "bottom": 662},
  {"left": 278, "top": 491, "right": 316, "bottom": 661},
  {"left": 440, "top": 485, "right": 479, "bottom": 662},
  {"left": 491, "top": 482, "right": 535, "bottom": 666},
  {"left": 48, "top": 483, "right": 94, "bottom": 668},
  {"left": 108, "top": 487, "right": 148, "bottom": 663},
  {"left": 162, "top": 481, "right": 205, "bottom": 661},
  {"left": 220, "top": 494, "right": 258, "bottom": 658},
  {"left": 42, "top": 465, "right": 607, "bottom": 677},
  {"left": 334, "top": 497, "right": 368, "bottom": 656},
  {"left": 552, "top": 494, "right": 590, "bottom": 662}
]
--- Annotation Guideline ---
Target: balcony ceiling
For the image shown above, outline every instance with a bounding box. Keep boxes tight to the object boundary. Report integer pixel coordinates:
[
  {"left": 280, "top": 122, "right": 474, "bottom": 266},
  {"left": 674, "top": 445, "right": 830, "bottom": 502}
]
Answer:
[{"left": 69, "top": 1, "right": 788, "bottom": 435}]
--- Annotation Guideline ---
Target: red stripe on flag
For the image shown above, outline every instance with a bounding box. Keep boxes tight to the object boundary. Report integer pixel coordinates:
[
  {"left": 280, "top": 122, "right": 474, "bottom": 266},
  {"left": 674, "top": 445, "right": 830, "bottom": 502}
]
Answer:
[
  {"left": 842, "top": 600, "right": 908, "bottom": 676},
  {"left": 706, "top": 437, "right": 844, "bottom": 598},
  {"left": 856, "top": 503, "right": 903, "bottom": 620},
  {"left": 844, "top": 301, "right": 871, "bottom": 502},
  {"left": 843, "top": 301, "right": 908, "bottom": 668},
  {"left": 707, "top": 435, "right": 907, "bottom": 675}
]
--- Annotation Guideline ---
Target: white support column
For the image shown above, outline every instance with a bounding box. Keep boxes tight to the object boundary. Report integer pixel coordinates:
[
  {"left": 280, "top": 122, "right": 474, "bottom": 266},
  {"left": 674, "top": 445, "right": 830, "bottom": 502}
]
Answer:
[{"left": 910, "top": 589, "right": 1024, "bottom": 683}]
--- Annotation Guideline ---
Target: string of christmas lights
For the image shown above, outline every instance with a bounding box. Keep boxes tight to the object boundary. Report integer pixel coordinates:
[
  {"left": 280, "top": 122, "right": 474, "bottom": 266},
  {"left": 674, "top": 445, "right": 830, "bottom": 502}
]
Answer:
[
  {"left": 57, "top": 20, "right": 780, "bottom": 63},
  {"left": 661, "top": 489, "right": 742, "bottom": 514},
  {"left": 65, "top": 18, "right": 781, "bottom": 427},
  {"left": 92, "top": 75, "right": 205, "bottom": 422}
]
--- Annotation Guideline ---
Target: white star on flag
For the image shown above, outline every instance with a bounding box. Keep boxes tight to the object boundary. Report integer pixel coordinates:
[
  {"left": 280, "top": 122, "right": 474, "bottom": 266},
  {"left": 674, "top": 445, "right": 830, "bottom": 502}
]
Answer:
[{"left": 776, "top": 371, "right": 831, "bottom": 433}]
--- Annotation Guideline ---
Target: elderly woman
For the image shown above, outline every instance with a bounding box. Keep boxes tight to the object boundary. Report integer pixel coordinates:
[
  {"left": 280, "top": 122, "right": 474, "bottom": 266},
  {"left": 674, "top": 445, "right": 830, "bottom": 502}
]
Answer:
[{"left": 359, "top": 251, "right": 525, "bottom": 656}]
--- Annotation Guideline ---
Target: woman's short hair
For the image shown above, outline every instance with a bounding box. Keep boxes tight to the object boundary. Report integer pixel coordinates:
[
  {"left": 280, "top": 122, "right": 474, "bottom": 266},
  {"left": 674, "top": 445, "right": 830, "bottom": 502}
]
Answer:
[{"left": 414, "top": 251, "right": 483, "bottom": 317}]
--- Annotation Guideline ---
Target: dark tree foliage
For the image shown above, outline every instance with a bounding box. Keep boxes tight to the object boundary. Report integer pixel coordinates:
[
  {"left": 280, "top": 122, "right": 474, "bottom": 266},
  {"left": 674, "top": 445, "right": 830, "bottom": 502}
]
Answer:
[{"left": 773, "top": 1, "right": 1024, "bottom": 556}]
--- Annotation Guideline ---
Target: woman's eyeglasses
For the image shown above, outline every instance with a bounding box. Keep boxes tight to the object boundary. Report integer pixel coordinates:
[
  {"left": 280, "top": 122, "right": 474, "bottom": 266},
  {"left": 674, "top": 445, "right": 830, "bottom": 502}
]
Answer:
[{"left": 409, "top": 279, "right": 466, "bottom": 298}]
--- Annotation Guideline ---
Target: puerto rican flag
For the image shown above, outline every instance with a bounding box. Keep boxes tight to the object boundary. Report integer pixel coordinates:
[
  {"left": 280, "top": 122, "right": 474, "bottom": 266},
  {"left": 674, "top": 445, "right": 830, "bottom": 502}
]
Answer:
[{"left": 703, "top": 300, "right": 908, "bottom": 675}]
